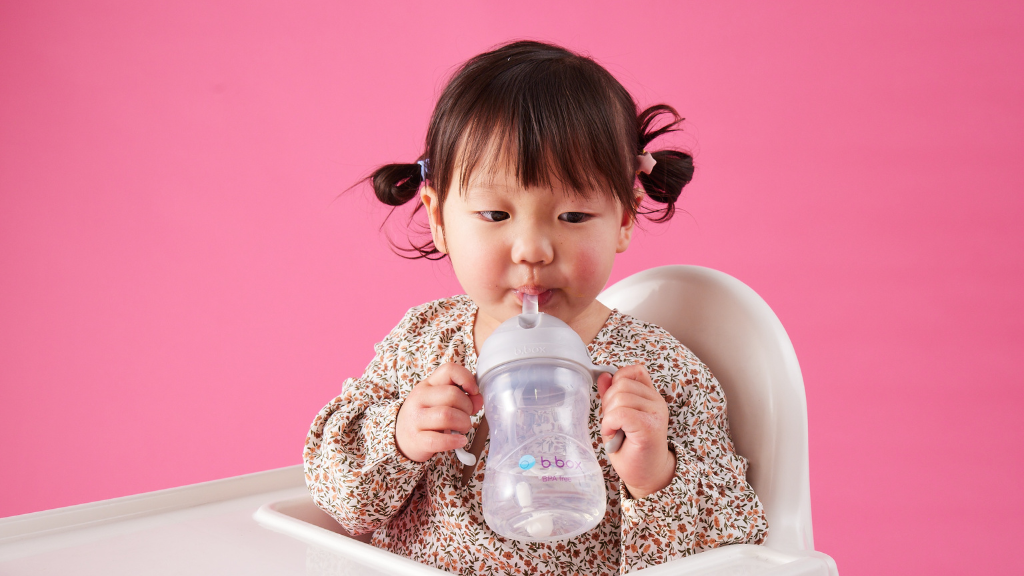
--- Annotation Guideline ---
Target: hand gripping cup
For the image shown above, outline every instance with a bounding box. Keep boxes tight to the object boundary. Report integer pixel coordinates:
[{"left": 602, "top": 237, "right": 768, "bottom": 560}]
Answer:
[{"left": 476, "top": 295, "right": 617, "bottom": 542}]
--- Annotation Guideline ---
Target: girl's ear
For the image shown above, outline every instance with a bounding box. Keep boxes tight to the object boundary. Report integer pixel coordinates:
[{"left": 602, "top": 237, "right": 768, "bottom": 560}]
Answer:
[
  {"left": 615, "top": 200, "right": 636, "bottom": 254},
  {"left": 420, "top": 185, "right": 448, "bottom": 254}
]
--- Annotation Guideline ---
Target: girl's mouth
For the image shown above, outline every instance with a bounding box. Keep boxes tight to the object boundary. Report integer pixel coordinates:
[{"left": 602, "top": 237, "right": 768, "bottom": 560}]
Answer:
[{"left": 514, "top": 288, "right": 554, "bottom": 307}]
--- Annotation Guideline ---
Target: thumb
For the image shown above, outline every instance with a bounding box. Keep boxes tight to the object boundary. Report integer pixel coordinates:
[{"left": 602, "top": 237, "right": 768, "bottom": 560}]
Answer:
[
  {"left": 596, "top": 372, "right": 613, "bottom": 397},
  {"left": 469, "top": 392, "right": 484, "bottom": 414}
]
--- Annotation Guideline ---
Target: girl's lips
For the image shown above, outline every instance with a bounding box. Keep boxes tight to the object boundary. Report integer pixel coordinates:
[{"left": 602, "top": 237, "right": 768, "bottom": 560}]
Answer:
[{"left": 515, "top": 289, "right": 554, "bottom": 307}]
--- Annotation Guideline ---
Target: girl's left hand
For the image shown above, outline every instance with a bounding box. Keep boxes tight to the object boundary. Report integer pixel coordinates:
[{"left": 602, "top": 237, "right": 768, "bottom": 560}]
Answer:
[{"left": 597, "top": 364, "right": 676, "bottom": 499}]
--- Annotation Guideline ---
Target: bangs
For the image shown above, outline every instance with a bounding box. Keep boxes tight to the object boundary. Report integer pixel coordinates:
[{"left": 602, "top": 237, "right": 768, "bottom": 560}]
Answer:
[
  {"left": 427, "top": 47, "right": 639, "bottom": 211},
  {"left": 370, "top": 40, "right": 694, "bottom": 260},
  {"left": 454, "top": 112, "right": 614, "bottom": 199}
]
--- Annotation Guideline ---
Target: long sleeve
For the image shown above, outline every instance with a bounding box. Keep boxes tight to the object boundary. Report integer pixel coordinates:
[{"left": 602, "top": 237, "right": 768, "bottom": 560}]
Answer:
[
  {"left": 303, "top": 308, "right": 430, "bottom": 535},
  {"left": 617, "top": 347, "right": 768, "bottom": 573}
]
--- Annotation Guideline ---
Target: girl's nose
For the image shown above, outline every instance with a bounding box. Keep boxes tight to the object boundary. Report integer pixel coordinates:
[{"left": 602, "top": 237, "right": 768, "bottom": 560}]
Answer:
[{"left": 511, "top": 230, "right": 554, "bottom": 265}]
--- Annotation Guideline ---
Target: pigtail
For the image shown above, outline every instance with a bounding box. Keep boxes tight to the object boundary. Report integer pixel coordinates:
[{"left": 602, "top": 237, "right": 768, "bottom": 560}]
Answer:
[
  {"left": 636, "top": 105, "right": 695, "bottom": 223},
  {"left": 371, "top": 161, "right": 426, "bottom": 207},
  {"left": 366, "top": 158, "right": 444, "bottom": 260}
]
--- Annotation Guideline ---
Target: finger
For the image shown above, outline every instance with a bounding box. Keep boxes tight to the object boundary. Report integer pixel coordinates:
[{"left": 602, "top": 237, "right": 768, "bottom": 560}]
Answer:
[
  {"left": 604, "top": 376, "right": 664, "bottom": 405},
  {"left": 425, "top": 363, "right": 480, "bottom": 396},
  {"left": 601, "top": 406, "right": 664, "bottom": 441},
  {"left": 417, "top": 384, "right": 476, "bottom": 415},
  {"left": 436, "top": 363, "right": 483, "bottom": 413},
  {"left": 613, "top": 364, "right": 654, "bottom": 388},
  {"left": 468, "top": 392, "right": 484, "bottom": 415},
  {"left": 600, "top": 423, "right": 622, "bottom": 444},
  {"left": 596, "top": 372, "right": 613, "bottom": 397},
  {"left": 419, "top": 430, "right": 469, "bottom": 454},
  {"left": 602, "top": 387, "right": 663, "bottom": 415},
  {"left": 417, "top": 406, "right": 473, "bottom": 434},
  {"left": 604, "top": 429, "right": 625, "bottom": 453}
]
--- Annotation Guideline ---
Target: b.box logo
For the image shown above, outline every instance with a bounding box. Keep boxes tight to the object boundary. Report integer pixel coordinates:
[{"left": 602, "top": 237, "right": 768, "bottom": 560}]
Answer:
[
  {"left": 520, "top": 454, "right": 581, "bottom": 470},
  {"left": 515, "top": 345, "right": 547, "bottom": 355},
  {"left": 540, "top": 456, "right": 581, "bottom": 470}
]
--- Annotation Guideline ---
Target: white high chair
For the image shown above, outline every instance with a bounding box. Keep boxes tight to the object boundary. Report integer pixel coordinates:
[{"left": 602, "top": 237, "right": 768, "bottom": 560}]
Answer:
[
  {"left": 0, "top": 265, "right": 838, "bottom": 576},
  {"left": 597, "top": 265, "right": 814, "bottom": 552},
  {"left": 597, "top": 265, "right": 838, "bottom": 574}
]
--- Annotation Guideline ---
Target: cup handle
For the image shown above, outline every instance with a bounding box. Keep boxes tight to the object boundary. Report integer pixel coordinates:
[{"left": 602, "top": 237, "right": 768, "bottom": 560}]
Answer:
[
  {"left": 445, "top": 430, "right": 477, "bottom": 466},
  {"left": 605, "top": 430, "right": 626, "bottom": 454}
]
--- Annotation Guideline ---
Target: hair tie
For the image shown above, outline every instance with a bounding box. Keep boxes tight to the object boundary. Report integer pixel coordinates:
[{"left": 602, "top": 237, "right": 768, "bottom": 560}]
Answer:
[
  {"left": 417, "top": 159, "right": 430, "bottom": 182},
  {"left": 636, "top": 151, "right": 656, "bottom": 175}
]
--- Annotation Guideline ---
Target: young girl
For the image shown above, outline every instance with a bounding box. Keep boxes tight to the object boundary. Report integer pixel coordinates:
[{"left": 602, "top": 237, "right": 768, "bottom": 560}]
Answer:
[{"left": 304, "top": 40, "right": 768, "bottom": 575}]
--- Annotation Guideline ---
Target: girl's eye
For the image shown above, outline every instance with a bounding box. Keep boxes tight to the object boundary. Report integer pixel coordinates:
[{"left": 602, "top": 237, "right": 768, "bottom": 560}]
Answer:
[
  {"left": 479, "top": 211, "right": 510, "bottom": 222},
  {"left": 558, "top": 212, "right": 591, "bottom": 224}
]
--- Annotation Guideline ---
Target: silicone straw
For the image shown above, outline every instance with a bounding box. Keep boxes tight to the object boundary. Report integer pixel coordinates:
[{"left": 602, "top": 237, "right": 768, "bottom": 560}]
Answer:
[{"left": 522, "top": 293, "right": 539, "bottom": 315}]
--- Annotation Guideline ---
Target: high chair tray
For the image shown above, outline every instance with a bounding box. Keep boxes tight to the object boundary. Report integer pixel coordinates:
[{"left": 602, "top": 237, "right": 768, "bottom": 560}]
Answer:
[
  {"left": 0, "top": 465, "right": 836, "bottom": 575},
  {"left": 256, "top": 495, "right": 836, "bottom": 576}
]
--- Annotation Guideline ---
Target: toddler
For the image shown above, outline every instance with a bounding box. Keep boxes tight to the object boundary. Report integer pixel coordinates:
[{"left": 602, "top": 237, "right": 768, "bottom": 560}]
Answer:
[{"left": 304, "top": 40, "right": 768, "bottom": 575}]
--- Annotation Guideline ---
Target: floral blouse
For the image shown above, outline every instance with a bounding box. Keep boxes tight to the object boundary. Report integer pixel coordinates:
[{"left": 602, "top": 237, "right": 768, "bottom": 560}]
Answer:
[{"left": 304, "top": 295, "right": 768, "bottom": 575}]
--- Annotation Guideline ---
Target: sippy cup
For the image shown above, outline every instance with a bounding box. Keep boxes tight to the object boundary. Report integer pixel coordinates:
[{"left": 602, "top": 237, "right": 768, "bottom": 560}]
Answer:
[{"left": 475, "top": 294, "right": 618, "bottom": 542}]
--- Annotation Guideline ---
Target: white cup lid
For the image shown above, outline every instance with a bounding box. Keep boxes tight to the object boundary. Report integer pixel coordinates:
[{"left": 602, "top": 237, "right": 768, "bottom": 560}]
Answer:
[{"left": 476, "top": 312, "right": 615, "bottom": 383}]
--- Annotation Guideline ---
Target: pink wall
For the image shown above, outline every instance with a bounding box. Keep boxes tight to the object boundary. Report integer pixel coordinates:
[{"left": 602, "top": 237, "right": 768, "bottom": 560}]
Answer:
[{"left": 2, "top": 1, "right": 1022, "bottom": 573}]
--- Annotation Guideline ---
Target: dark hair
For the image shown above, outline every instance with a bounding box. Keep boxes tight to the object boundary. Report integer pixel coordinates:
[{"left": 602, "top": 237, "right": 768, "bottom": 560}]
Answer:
[{"left": 369, "top": 40, "right": 694, "bottom": 259}]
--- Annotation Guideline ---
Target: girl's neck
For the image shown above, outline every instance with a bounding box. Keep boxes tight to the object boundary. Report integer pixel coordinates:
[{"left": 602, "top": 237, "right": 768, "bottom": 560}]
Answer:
[{"left": 472, "top": 299, "right": 613, "bottom": 356}]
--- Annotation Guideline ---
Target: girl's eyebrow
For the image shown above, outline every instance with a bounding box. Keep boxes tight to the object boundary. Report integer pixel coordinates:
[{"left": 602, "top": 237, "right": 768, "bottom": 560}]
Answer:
[
  {"left": 464, "top": 182, "right": 511, "bottom": 199},
  {"left": 462, "top": 187, "right": 490, "bottom": 201}
]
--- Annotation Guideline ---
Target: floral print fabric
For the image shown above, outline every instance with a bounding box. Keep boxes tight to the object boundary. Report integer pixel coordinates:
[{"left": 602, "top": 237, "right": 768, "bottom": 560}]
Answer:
[{"left": 304, "top": 295, "right": 767, "bottom": 575}]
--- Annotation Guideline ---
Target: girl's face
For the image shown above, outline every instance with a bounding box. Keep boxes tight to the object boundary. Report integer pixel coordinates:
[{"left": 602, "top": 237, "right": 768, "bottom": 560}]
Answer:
[{"left": 420, "top": 162, "right": 635, "bottom": 341}]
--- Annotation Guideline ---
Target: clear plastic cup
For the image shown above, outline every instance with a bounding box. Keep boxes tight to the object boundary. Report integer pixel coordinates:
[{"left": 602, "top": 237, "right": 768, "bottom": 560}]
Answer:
[
  {"left": 479, "top": 359, "right": 606, "bottom": 542},
  {"left": 473, "top": 295, "right": 617, "bottom": 542}
]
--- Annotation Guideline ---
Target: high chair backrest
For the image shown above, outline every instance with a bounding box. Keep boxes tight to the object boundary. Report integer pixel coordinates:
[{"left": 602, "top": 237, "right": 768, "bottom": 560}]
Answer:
[{"left": 597, "top": 265, "right": 815, "bottom": 552}]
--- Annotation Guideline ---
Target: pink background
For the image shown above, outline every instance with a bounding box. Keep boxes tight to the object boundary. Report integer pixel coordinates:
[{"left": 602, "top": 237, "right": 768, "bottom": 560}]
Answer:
[{"left": 2, "top": 1, "right": 1022, "bottom": 574}]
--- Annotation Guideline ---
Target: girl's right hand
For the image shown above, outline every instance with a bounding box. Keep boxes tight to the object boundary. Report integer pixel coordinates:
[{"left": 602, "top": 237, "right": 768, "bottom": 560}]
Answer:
[{"left": 395, "top": 362, "right": 484, "bottom": 463}]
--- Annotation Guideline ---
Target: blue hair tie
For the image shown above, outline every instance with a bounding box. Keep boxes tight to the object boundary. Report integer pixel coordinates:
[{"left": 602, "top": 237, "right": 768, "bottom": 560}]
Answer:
[{"left": 417, "top": 159, "right": 429, "bottom": 182}]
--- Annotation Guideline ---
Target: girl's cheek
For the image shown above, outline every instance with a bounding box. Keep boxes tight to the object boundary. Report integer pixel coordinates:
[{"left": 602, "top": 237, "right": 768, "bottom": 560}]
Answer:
[
  {"left": 572, "top": 248, "right": 596, "bottom": 275},
  {"left": 566, "top": 247, "right": 606, "bottom": 295},
  {"left": 456, "top": 239, "right": 505, "bottom": 287}
]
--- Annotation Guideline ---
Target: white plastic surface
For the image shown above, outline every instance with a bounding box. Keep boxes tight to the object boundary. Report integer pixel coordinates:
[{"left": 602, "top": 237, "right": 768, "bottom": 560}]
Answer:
[
  {"left": 0, "top": 464, "right": 835, "bottom": 575},
  {"left": 597, "top": 265, "right": 816, "bottom": 553},
  {"left": 255, "top": 495, "right": 837, "bottom": 576},
  {"left": 475, "top": 309, "right": 614, "bottom": 381},
  {"left": 0, "top": 466, "right": 315, "bottom": 575}
]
